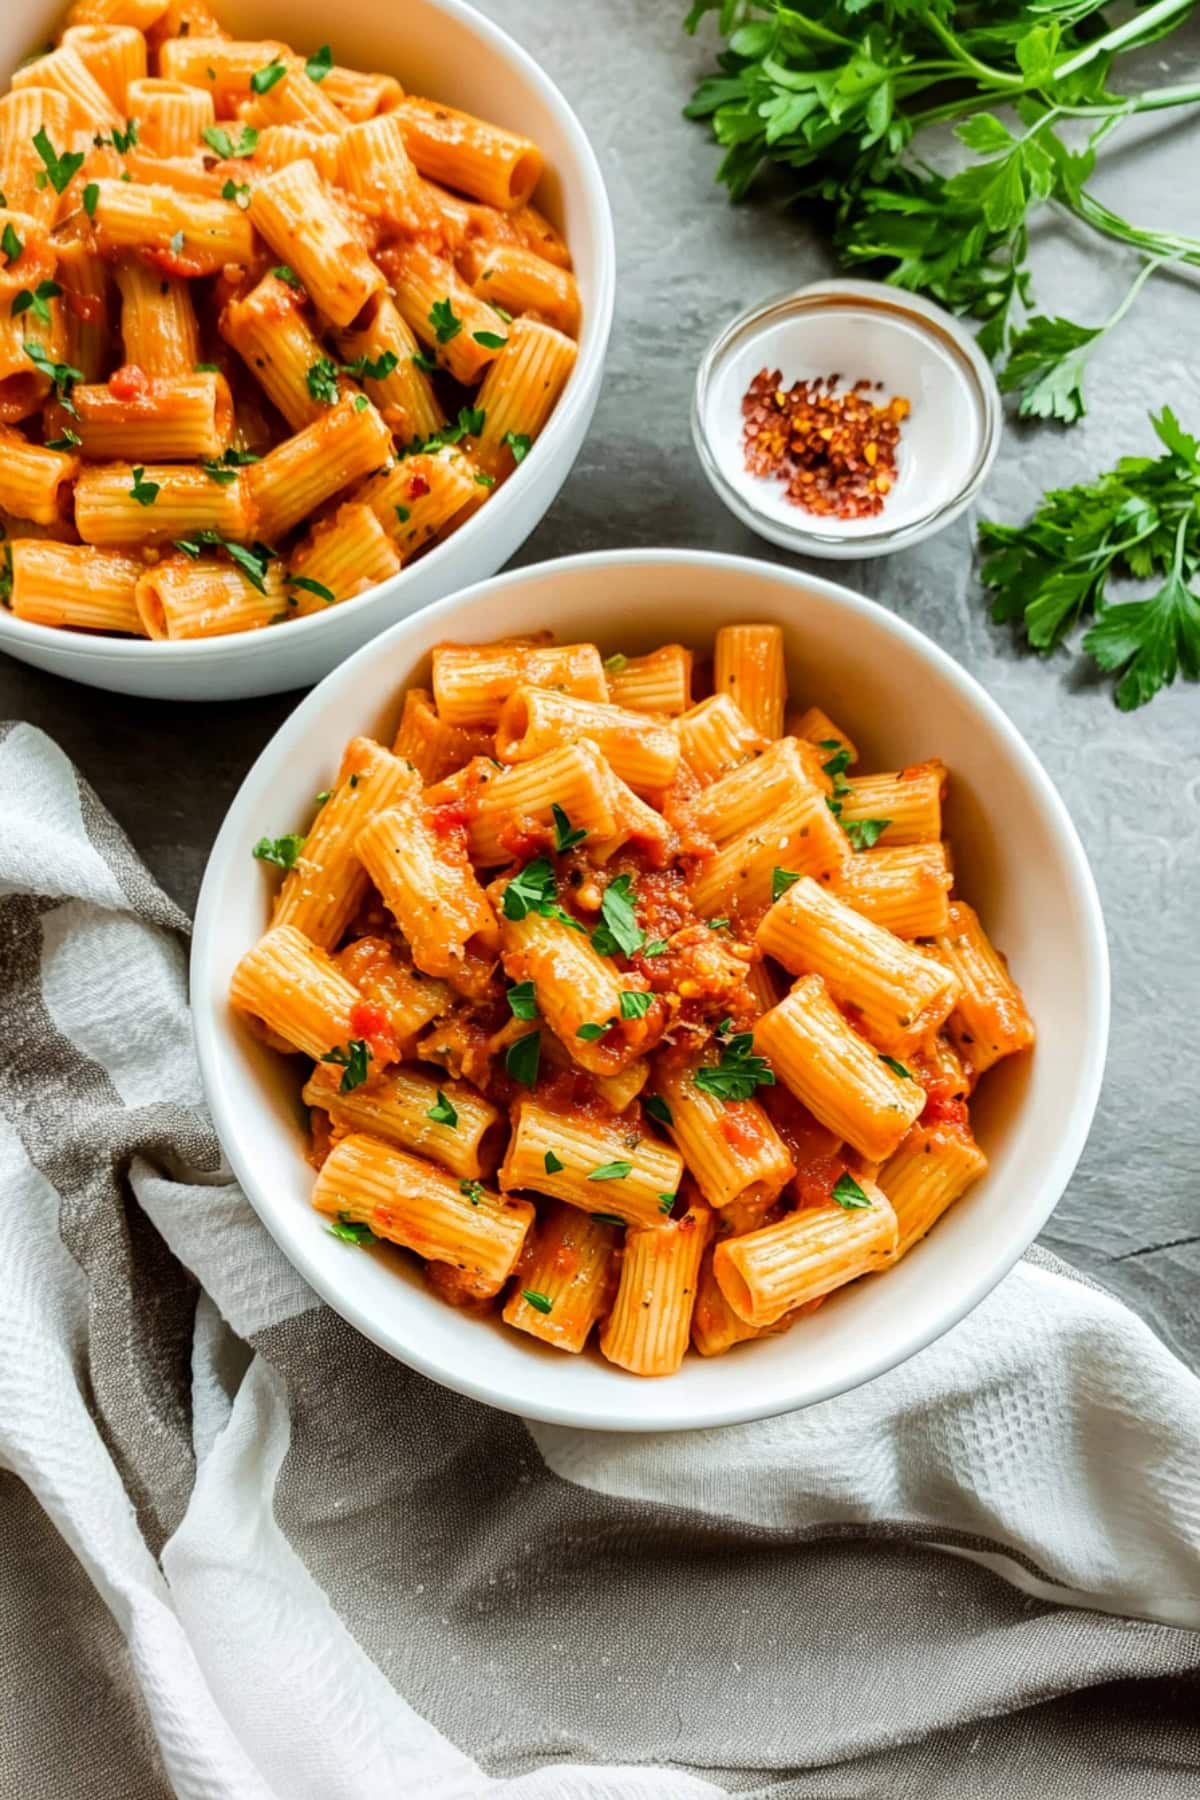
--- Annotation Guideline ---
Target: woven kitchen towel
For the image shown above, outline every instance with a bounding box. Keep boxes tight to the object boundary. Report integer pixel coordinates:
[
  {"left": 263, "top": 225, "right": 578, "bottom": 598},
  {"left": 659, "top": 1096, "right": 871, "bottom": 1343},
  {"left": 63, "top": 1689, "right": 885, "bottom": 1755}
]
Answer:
[{"left": 1, "top": 717, "right": 1198, "bottom": 1800}]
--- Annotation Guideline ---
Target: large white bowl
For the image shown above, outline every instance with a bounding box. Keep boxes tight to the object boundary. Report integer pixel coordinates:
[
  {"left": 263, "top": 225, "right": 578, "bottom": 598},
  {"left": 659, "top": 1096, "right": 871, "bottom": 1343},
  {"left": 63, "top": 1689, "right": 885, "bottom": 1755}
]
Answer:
[
  {"left": 0, "top": 0, "right": 614, "bottom": 700},
  {"left": 192, "top": 551, "right": 1109, "bottom": 1431}
]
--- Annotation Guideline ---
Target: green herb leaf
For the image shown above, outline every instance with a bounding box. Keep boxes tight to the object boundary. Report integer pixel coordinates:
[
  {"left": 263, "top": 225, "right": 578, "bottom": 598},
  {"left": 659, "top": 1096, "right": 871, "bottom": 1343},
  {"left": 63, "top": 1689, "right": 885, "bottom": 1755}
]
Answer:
[
  {"left": 201, "top": 458, "right": 239, "bottom": 486},
  {"left": 602, "top": 651, "right": 627, "bottom": 673},
  {"left": 576, "top": 1021, "right": 610, "bottom": 1042},
  {"left": 341, "top": 349, "right": 398, "bottom": 383},
  {"left": 252, "top": 832, "right": 305, "bottom": 869},
  {"left": 502, "top": 429, "right": 531, "bottom": 463},
  {"left": 44, "top": 428, "right": 80, "bottom": 451},
  {"left": 460, "top": 1179, "right": 483, "bottom": 1206},
  {"left": 657, "top": 1192, "right": 675, "bottom": 1214},
  {"left": 506, "top": 980, "right": 538, "bottom": 1021},
  {"left": 544, "top": 1150, "right": 564, "bottom": 1174},
  {"left": 393, "top": 504, "right": 410, "bottom": 524},
  {"left": 551, "top": 802, "right": 586, "bottom": 852},
  {"left": 587, "top": 1160, "right": 632, "bottom": 1182},
  {"left": 619, "top": 990, "right": 652, "bottom": 1020},
  {"left": 328, "top": 1212, "right": 377, "bottom": 1246},
  {"left": 222, "top": 177, "right": 252, "bottom": 210},
  {"left": 12, "top": 279, "right": 61, "bottom": 326},
  {"left": 305, "top": 43, "right": 333, "bottom": 82},
  {"left": 1, "top": 222, "right": 22, "bottom": 265},
  {"left": 428, "top": 297, "right": 461, "bottom": 343},
  {"left": 832, "top": 1171, "right": 872, "bottom": 1209},
  {"left": 321, "top": 1037, "right": 371, "bottom": 1093},
  {"left": 590, "top": 874, "right": 644, "bottom": 958},
  {"left": 474, "top": 470, "right": 496, "bottom": 488},
  {"left": 287, "top": 574, "right": 335, "bottom": 603},
  {"left": 771, "top": 867, "right": 802, "bottom": 903},
  {"left": 82, "top": 181, "right": 99, "bottom": 219},
  {"left": 412, "top": 348, "right": 438, "bottom": 374},
  {"left": 33, "top": 127, "right": 84, "bottom": 195},
  {"left": 203, "top": 123, "right": 259, "bottom": 159},
  {"left": 589, "top": 1211, "right": 625, "bottom": 1227},
  {"left": 879, "top": 1055, "right": 914, "bottom": 1080},
  {"left": 642, "top": 939, "right": 669, "bottom": 958},
  {"left": 472, "top": 329, "right": 507, "bottom": 348},
  {"left": 505, "top": 1029, "right": 541, "bottom": 1087},
  {"left": 520, "top": 1288, "right": 553, "bottom": 1314},
  {"left": 707, "top": 917, "right": 731, "bottom": 932},
  {"left": 427, "top": 1088, "right": 458, "bottom": 1127},
  {"left": 271, "top": 264, "right": 301, "bottom": 288},
  {"left": 306, "top": 357, "right": 340, "bottom": 405},
  {"left": 643, "top": 1094, "right": 672, "bottom": 1126},
  {"left": 693, "top": 1033, "right": 774, "bottom": 1102},
  {"left": 24, "top": 342, "right": 83, "bottom": 412},
  {"left": 502, "top": 857, "right": 586, "bottom": 933},
  {"left": 843, "top": 818, "right": 890, "bottom": 851},
  {"left": 129, "top": 466, "right": 159, "bottom": 506},
  {"left": 250, "top": 59, "right": 288, "bottom": 94}
]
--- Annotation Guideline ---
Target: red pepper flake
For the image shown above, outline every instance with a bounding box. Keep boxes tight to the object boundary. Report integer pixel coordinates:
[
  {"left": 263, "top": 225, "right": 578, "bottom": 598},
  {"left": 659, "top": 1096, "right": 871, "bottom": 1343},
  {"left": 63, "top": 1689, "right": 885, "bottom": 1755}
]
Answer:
[
  {"left": 741, "top": 368, "right": 910, "bottom": 521},
  {"left": 407, "top": 473, "right": 430, "bottom": 499}
]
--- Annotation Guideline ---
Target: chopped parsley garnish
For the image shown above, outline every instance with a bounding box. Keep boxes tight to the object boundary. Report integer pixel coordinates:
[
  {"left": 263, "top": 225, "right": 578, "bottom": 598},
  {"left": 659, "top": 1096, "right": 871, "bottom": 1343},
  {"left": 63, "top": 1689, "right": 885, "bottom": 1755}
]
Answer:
[
  {"left": 287, "top": 574, "right": 335, "bottom": 604},
  {"left": 708, "top": 918, "right": 731, "bottom": 932},
  {"left": 83, "top": 181, "right": 99, "bottom": 218},
  {"left": 250, "top": 59, "right": 288, "bottom": 94},
  {"left": 458, "top": 404, "right": 485, "bottom": 436},
  {"left": 306, "top": 357, "right": 340, "bottom": 405},
  {"left": 506, "top": 980, "right": 538, "bottom": 1021},
  {"left": 44, "top": 428, "right": 80, "bottom": 451},
  {"left": 502, "top": 857, "right": 585, "bottom": 933},
  {"left": 341, "top": 349, "right": 397, "bottom": 383},
  {"left": 657, "top": 1192, "right": 675, "bottom": 1215},
  {"left": 520, "top": 1289, "right": 553, "bottom": 1315},
  {"left": 693, "top": 1034, "right": 775, "bottom": 1102},
  {"left": 110, "top": 119, "right": 138, "bottom": 154},
  {"left": 394, "top": 505, "right": 410, "bottom": 524},
  {"left": 252, "top": 832, "right": 305, "bottom": 869},
  {"left": 221, "top": 178, "right": 251, "bottom": 210},
  {"left": 460, "top": 1179, "right": 483, "bottom": 1206},
  {"left": 194, "top": 362, "right": 221, "bottom": 373},
  {"left": 203, "top": 123, "right": 259, "bottom": 159},
  {"left": 844, "top": 818, "right": 890, "bottom": 851},
  {"left": 619, "top": 991, "right": 651, "bottom": 1020},
  {"left": 474, "top": 471, "right": 496, "bottom": 488},
  {"left": 305, "top": 43, "right": 333, "bottom": 81},
  {"left": 32, "top": 127, "right": 83, "bottom": 195},
  {"left": 315, "top": 790, "right": 332, "bottom": 806},
  {"left": 551, "top": 802, "right": 586, "bottom": 852},
  {"left": 643, "top": 1095, "right": 672, "bottom": 1126},
  {"left": 24, "top": 343, "right": 83, "bottom": 412},
  {"left": 879, "top": 1055, "right": 914, "bottom": 1080},
  {"left": 602, "top": 651, "right": 627, "bottom": 673},
  {"left": 587, "top": 1160, "right": 632, "bottom": 1182},
  {"left": 328, "top": 1212, "right": 377, "bottom": 1246},
  {"left": 771, "top": 867, "right": 802, "bottom": 903},
  {"left": 590, "top": 874, "right": 643, "bottom": 958},
  {"left": 201, "top": 459, "right": 238, "bottom": 486},
  {"left": 505, "top": 1030, "right": 540, "bottom": 1087},
  {"left": 642, "top": 939, "right": 669, "bottom": 958},
  {"left": 832, "top": 1172, "right": 872, "bottom": 1209},
  {"left": 427, "top": 1089, "right": 458, "bottom": 1127},
  {"left": 412, "top": 348, "right": 438, "bottom": 374},
  {"left": 271, "top": 264, "right": 301, "bottom": 288},
  {"left": 502, "top": 429, "right": 532, "bottom": 463},
  {"left": 1, "top": 222, "right": 22, "bottom": 265},
  {"left": 493, "top": 304, "right": 514, "bottom": 323},
  {"left": 200, "top": 447, "right": 259, "bottom": 487},
  {"left": 12, "top": 279, "right": 61, "bottom": 325},
  {"left": 171, "top": 529, "right": 276, "bottom": 593},
  {"left": 472, "top": 328, "right": 507, "bottom": 349},
  {"left": 320, "top": 1037, "right": 371, "bottom": 1093},
  {"left": 544, "top": 1150, "right": 564, "bottom": 1174},
  {"left": 429, "top": 297, "right": 461, "bottom": 343},
  {"left": 576, "top": 1022, "right": 610, "bottom": 1042},
  {"left": 590, "top": 1212, "right": 625, "bottom": 1228},
  {"left": 129, "top": 466, "right": 159, "bottom": 506},
  {"left": 822, "top": 746, "right": 851, "bottom": 779}
]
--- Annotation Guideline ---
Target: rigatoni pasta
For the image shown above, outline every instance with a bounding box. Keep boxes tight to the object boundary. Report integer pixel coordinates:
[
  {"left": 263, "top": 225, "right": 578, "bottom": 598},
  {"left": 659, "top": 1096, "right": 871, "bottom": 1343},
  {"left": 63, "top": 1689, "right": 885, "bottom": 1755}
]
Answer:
[
  {"left": 232, "top": 620, "right": 1033, "bottom": 1375},
  {"left": 0, "top": 2, "right": 581, "bottom": 646}
]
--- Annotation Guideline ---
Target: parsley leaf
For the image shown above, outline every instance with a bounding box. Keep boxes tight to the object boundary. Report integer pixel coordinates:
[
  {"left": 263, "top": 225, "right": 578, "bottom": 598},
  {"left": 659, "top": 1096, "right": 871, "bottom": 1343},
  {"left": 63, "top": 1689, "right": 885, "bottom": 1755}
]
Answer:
[
  {"left": 1000, "top": 259, "right": 1161, "bottom": 425},
  {"left": 428, "top": 297, "right": 461, "bottom": 343},
  {"left": 544, "top": 1150, "right": 564, "bottom": 1173},
  {"left": 502, "top": 429, "right": 531, "bottom": 463},
  {"left": 287, "top": 574, "right": 335, "bottom": 603},
  {"left": 587, "top": 1160, "right": 632, "bottom": 1182},
  {"left": 32, "top": 127, "right": 83, "bottom": 194},
  {"left": 24, "top": 342, "right": 83, "bottom": 412},
  {"left": 576, "top": 1021, "right": 610, "bottom": 1042},
  {"left": 472, "top": 328, "right": 507, "bottom": 349},
  {"left": 82, "top": 182, "right": 98, "bottom": 219},
  {"left": 880, "top": 1055, "right": 914, "bottom": 1080},
  {"left": 222, "top": 177, "right": 251, "bottom": 210},
  {"left": 203, "top": 123, "right": 259, "bottom": 159},
  {"left": 502, "top": 858, "right": 586, "bottom": 933},
  {"left": 693, "top": 1034, "right": 774, "bottom": 1102},
  {"left": 602, "top": 651, "right": 627, "bottom": 673},
  {"left": 427, "top": 1089, "right": 458, "bottom": 1127},
  {"left": 250, "top": 59, "right": 288, "bottom": 94},
  {"left": 306, "top": 43, "right": 333, "bottom": 82},
  {"left": 771, "top": 867, "right": 801, "bottom": 903},
  {"left": 320, "top": 1038, "right": 371, "bottom": 1093},
  {"left": 328, "top": 1212, "right": 377, "bottom": 1246},
  {"left": 460, "top": 1179, "right": 483, "bottom": 1206},
  {"left": 507, "top": 981, "right": 538, "bottom": 1021},
  {"left": 341, "top": 349, "right": 397, "bottom": 383},
  {"left": 844, "top": 818, "right": 890, "bottom": 851},
  {"left": 272, "top": 264, "right": 301, "bottom": 288},
  {"left": 520, "top": 1288, "right": 553, "bottom": 1315},
  {"left": 505, "top": 1030, "right": 541, "bottom": 1087},
  {"left": 306, "top": 358, "right": 340, "bottom": 405},
  {"left": 590, "top": 875, "right": 644, "bottom": 958},
  {"left": 44, "top": 428, "right": 80, "bottom": 451},
  {"left": 619, "top": 990, "right": 652, "bottom": 1020},
  {"left": 412, "top": 348, "right": 438, "bottom": 374},
  {"left": 832, "top": 1172, "right": 872, "bottom": 1210},
  {"left": 642, "top": 939, "right": 669, "bottom": 958},
  {"left": 643, "top": 1094, "right": 672, "bottom": 1126},
  {"left": 12, "top": 279, "right": 61, "bottom": 325},
  {"left": 129, "top": 466, "right": 159, "bottom": 506},
  {"left": 590, "top": 1211, "right": 625, "bottom": 1227},
  {"left": 551, "top": 802, "right": 586, "bottom": 852},
  {"left": 1, "top": 222, "right": 22, "bottom": 265},
  {"left": 252, "top": 833, "right": 305, "bottom": 869}
]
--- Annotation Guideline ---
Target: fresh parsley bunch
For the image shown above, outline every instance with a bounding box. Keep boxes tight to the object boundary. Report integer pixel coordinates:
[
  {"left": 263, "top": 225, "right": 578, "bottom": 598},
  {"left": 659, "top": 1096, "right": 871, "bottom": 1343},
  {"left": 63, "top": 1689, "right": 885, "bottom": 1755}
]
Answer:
[
  {"left": 980, "top": 406, "right": 1200, "bottom": 709},
  {"left": 683, "top": 0, "right": 1200, "bottom": 419}
]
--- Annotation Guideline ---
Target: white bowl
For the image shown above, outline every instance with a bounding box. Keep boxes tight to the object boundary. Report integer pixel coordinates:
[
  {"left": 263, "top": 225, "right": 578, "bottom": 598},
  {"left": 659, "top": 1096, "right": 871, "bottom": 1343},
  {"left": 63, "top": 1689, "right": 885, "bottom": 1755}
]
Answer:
[
  {"left": 192, "top": 550, "right": 1109, "bottom": 1431},
  {"left": 0, "top": 0, "right": 615, "bottom": 700}
]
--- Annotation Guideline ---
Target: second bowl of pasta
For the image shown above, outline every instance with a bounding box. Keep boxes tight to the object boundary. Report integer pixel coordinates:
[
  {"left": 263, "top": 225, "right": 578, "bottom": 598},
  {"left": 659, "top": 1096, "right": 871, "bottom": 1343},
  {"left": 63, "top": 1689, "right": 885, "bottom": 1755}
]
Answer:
[
  {"left": 192, "top": 549, "right": 1108, "bottom": 1431},
  {"left": 0, "top": 0, "right": 614, "bottom": 697}
]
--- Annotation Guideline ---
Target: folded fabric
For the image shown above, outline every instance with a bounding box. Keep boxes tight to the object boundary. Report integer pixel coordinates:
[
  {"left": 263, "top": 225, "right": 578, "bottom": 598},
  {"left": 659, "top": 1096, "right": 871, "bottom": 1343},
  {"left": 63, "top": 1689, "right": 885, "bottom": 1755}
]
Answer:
[{"left": 1, "top": 719, "right": 1198, "bottom": 1800}]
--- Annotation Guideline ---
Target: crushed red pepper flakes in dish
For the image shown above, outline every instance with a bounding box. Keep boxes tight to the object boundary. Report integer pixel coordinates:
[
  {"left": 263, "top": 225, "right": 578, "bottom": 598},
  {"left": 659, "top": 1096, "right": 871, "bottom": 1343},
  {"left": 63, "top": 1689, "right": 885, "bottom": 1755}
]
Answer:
[{"left": 741, "top": 368, "right": 910, "bottom": 521}]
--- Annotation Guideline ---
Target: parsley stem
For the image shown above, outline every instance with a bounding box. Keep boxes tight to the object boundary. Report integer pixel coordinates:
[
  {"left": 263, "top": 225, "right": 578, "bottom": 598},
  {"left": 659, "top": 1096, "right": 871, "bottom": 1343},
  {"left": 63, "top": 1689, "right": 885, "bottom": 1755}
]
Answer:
[
  {"left": 1051, "top": 0, "right": 1194, "bottom": 81},
  {"left": 1065, "top": 189, "right": 1200, "bottom": 268},
  {"left": 920, "top": 11, "right": 1025, "bottom": 89}
]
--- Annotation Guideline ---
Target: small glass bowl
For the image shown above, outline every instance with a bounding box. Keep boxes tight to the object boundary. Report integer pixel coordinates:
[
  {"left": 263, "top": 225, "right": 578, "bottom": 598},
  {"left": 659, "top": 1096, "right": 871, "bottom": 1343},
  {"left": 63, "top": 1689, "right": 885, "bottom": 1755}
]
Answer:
[{"left": 692, "top": 278, "right": 1002, "bottom": 561}]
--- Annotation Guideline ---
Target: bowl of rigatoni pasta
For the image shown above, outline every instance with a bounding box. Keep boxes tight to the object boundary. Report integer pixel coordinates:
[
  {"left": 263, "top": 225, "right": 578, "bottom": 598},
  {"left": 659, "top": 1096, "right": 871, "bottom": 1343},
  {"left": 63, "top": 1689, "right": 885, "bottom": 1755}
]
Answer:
[
  {"left": 191, "top": 549, "right": 1109, "bottom": 1431},
  {"left": 0, "top": 0, "right": 613, "bottom": 698}
]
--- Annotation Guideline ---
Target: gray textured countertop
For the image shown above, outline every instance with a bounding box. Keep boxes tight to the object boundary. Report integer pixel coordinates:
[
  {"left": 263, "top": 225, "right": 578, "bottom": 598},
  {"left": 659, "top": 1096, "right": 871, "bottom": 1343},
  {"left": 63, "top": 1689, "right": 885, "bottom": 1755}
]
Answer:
[{"left": 2, "top": 2, "right": 1197, "bottom": 1367}]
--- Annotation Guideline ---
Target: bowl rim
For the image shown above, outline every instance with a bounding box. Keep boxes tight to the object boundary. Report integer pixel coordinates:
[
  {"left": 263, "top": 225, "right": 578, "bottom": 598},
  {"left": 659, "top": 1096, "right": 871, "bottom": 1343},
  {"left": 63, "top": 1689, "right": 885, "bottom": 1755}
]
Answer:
[
  {"left": 191, "top": 547, "right": 1110, "bottom": 1431},
  {"left": 691, "top": 278, "right": 1003, "bottom": 560},
  {"left": 0, "top": 0, "right": 616, "bottom": 666}
]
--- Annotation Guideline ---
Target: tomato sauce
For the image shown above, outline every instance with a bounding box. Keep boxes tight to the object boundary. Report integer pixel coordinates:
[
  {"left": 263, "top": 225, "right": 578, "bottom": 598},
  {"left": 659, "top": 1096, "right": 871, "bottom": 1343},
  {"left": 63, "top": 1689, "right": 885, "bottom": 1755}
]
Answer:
[{"left": 108, "top": 363, "right": 153, "bottom": 403}]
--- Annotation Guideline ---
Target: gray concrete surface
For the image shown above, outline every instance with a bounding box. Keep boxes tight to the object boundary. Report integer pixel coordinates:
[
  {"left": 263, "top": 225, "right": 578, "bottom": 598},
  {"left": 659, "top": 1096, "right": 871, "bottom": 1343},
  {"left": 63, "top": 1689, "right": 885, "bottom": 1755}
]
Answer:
[{"left": 2, "top": 3, "right": 1197, "bottom": 1367}]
